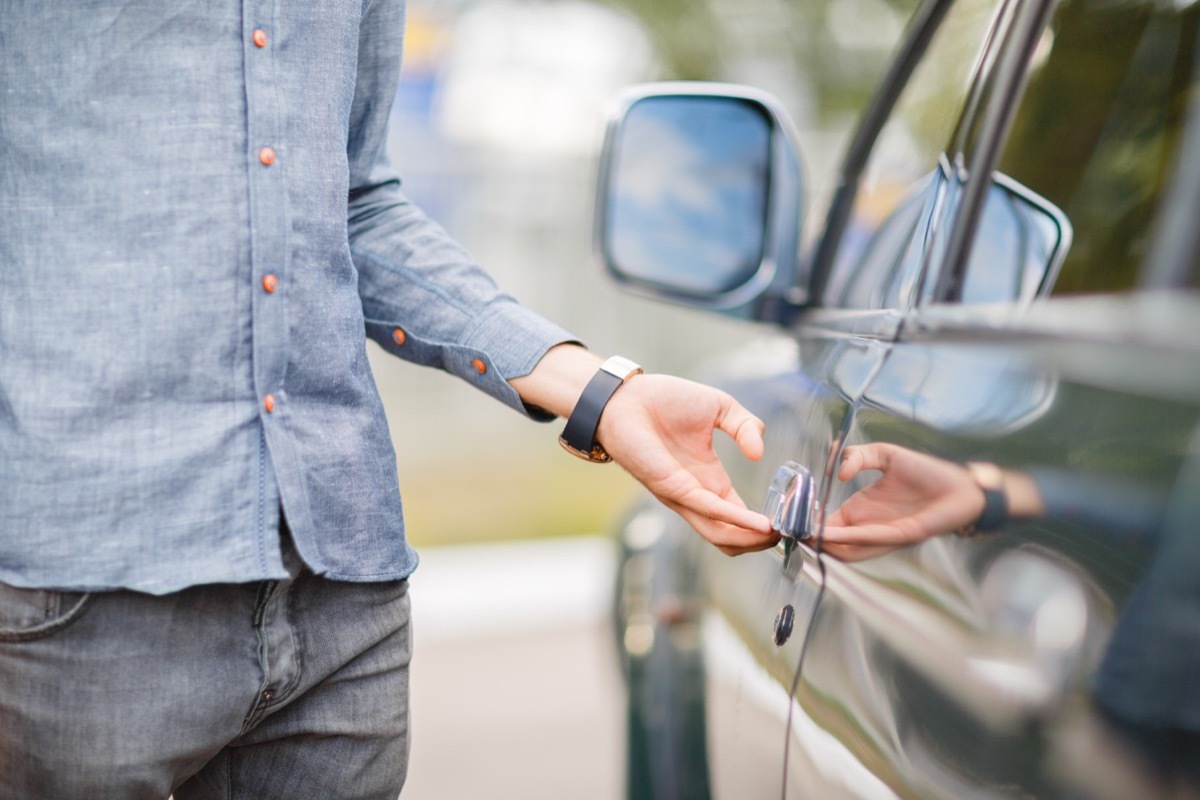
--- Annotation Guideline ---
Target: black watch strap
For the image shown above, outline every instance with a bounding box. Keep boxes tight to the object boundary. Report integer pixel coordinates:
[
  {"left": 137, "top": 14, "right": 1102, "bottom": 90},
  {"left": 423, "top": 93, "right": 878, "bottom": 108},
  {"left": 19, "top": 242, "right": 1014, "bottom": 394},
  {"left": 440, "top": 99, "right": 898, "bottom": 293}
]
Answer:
[
  {"left": 559, "top": 356, "right": 642, "bottom": 463},
  {"left": 975, "top": 485, "right": 1008, "bottom": 532},
  {"left": 958, "top": 462, "right": 1008, "bottom": 537}
]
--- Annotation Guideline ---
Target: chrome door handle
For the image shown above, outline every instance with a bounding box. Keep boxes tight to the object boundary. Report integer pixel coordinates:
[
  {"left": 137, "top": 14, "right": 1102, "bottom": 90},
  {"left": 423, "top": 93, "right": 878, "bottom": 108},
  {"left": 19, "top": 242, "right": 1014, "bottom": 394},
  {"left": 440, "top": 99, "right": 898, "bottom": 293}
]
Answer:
[{"left": 761, "top": 461, "right": 819, "bottom": 540}]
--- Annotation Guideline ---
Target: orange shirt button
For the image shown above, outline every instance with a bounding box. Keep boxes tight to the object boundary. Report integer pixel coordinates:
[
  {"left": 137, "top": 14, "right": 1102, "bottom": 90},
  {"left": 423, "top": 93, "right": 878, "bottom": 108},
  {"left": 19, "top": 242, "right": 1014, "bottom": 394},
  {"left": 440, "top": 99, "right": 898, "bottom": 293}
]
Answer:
[
  {"left": 472, "top": 359, "right": 487, "bottom": 375},
  {"left": 263, "top": 394, "right": 277, "bottom": 413},
  {"left": 253, "top": 29, "right": 268, "bottom": 48},
  {"left": 392, "top": 328, "right": 407, "bottom": 346},
  {"left": 259, "top": 147, "right": 276, "bottom": 166},
  {"left": 262, "top": 274, "right": 278, "bottom": 294}
]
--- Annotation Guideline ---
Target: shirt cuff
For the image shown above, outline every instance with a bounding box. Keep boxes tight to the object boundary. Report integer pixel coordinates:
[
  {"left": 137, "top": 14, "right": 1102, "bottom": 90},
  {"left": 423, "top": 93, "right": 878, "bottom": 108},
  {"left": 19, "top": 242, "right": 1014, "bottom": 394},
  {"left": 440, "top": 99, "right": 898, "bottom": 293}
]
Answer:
[{"left": 367, "top": 299, "right": 581, "bottom": 422}]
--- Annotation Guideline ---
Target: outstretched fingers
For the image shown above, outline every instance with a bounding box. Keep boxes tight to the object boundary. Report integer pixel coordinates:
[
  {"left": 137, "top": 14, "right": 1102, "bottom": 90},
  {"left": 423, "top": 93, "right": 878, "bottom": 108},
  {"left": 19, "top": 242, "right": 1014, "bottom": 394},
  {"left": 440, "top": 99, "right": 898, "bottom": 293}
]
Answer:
[
  {"left": 665, "top": 498, "right": 779, "bottom": 554},
  {"left": 661, "top": 475, "right": 772, "bottom": 532},
  {"left": 651, "top": 470, "right": 775, "bottom": 552}
]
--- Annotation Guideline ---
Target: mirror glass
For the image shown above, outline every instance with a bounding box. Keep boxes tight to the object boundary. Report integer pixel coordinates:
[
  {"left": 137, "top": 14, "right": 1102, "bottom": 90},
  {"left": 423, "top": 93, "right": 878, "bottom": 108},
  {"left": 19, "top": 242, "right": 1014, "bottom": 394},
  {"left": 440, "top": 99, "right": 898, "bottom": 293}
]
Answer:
[{"left": 603, "top": 96, "right": 772, "bottom": 295}]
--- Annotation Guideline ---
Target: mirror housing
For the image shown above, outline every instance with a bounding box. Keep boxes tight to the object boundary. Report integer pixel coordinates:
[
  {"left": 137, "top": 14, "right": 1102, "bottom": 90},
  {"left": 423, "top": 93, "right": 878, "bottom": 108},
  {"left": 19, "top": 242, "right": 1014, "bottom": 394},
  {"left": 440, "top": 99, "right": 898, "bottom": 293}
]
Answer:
[{"left": 595, "top": 83, "right": 806, "bottom": 321}]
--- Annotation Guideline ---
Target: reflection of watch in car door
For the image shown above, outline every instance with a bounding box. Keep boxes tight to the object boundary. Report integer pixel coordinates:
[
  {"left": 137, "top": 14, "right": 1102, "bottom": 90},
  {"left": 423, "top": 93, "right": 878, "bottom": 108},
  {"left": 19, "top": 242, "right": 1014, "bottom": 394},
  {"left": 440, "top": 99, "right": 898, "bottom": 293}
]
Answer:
[
  {"left": 957, "top": 461, "right": 1009, "bottom": 537},
  {"left": 558, "top": 356, "right": 642, "bottom": 463}
]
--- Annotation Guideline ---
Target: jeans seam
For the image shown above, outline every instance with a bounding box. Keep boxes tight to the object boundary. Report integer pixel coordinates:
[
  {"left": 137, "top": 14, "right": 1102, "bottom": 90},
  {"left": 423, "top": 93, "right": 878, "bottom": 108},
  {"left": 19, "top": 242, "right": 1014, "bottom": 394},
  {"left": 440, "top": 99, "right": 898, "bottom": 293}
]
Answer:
[
  {"left": 241, "top": 581, "right": 276, "bottom": 734},
  {"left": 278, "top": 573, "right": 305, "bottom": 702}
]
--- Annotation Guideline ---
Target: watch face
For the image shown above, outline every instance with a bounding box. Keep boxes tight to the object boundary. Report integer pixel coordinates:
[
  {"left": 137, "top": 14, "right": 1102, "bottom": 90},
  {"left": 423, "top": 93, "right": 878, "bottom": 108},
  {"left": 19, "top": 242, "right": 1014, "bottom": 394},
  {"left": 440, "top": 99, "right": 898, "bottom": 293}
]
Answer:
[
  {"left": 967, "top": 461, "right": 1005, "bottom": 491},
  {"left": 600, "top": 356, "right": 642, "bottom": 380}
]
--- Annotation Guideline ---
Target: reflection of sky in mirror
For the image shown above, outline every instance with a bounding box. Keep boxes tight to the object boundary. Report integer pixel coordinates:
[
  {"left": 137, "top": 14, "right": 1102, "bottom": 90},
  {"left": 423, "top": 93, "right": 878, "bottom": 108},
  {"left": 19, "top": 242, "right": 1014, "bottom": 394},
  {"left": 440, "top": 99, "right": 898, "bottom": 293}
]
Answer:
[
  {"left": 961, "top": 180, "right": 1068, "bottom": 304},
  {"left": 607, "top": 97, "right": 770, "bottom": 294}
]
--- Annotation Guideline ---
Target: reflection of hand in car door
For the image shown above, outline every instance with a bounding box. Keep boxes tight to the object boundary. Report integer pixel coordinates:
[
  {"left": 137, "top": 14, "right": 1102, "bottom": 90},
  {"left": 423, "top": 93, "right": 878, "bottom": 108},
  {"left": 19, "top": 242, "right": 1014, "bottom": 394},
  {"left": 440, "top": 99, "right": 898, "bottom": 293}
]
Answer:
[
  {"left": 823, "top": 442, "right": 1166, "bottom": 560},
  {"left": 820, "top": 443, "right": 1045, "bottom": 561}
]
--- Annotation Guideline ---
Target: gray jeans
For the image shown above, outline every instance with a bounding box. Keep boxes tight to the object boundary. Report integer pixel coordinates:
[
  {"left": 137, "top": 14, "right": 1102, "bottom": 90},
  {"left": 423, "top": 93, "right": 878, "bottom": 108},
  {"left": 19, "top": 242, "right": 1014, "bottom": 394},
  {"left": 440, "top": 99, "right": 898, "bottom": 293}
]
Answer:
[{"left": 0, "top": 539, "right": 412, "bottom": 799}]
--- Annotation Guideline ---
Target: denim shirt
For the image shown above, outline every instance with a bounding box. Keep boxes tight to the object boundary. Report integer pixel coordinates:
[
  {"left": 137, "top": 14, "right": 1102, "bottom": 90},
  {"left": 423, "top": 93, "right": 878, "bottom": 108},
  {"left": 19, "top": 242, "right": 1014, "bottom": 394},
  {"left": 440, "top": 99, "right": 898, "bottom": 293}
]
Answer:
[{"left": 0, "top": 0, "right": 576, "bottom": 594}]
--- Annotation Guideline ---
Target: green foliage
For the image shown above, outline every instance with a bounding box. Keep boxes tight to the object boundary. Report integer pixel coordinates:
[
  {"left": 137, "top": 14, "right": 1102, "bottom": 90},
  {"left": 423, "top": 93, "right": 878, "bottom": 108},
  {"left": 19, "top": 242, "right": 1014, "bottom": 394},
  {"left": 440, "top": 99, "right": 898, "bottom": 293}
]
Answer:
[
  {"left": 596, "top": 0, "right": 921, "bottom": 118},
  {"left": 998, "top": 0, "right": 1200, "bottom": 295},
  {"left": 598, "top": 0, "right": 724, "bottom": 80}
]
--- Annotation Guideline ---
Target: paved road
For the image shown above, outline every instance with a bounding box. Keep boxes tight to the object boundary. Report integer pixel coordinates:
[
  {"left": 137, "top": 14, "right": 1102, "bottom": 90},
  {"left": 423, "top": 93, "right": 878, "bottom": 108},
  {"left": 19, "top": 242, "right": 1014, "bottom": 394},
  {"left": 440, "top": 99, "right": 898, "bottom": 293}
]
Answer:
[{"left": 402, "top": 537, "right": 625, "bottom": 800}]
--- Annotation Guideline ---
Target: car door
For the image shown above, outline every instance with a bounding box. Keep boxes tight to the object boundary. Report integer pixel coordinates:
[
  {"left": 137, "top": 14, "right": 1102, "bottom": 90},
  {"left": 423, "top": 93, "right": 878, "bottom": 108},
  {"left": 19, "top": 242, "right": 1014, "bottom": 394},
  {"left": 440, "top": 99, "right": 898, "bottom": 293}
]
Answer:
[
  {"left": 793, "top": 0, "right": 1200, "bottom": 797},
  {"left": 696, "top": 3, "right": 1027, "bottom": 794}
]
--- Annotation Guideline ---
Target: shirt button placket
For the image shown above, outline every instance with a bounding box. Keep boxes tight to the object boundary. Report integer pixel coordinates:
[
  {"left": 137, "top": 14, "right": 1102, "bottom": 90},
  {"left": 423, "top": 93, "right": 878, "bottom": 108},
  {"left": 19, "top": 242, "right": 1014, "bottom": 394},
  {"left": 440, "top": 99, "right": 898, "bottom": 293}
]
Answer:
[
  {"left": 248, "top": 13, "right": 283, "bottom": 431},
  {"left": 244, "top": 2, "right": 287, "bottom": 574}
]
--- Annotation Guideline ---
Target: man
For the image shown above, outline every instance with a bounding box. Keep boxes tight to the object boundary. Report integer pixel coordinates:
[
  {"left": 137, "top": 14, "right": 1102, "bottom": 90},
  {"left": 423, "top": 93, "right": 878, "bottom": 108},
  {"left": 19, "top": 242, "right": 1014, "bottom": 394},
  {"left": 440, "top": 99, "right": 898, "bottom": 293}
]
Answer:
[{"left": 0, "top": 2, "right": 775, "bottom": 797}]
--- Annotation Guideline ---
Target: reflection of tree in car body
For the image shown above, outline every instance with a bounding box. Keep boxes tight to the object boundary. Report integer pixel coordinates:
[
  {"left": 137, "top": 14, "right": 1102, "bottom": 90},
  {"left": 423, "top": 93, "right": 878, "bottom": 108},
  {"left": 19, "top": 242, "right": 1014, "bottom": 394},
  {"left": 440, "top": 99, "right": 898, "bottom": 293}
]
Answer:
[{"left": 824, "top": 438, "right": 1200, "bottom": 791}]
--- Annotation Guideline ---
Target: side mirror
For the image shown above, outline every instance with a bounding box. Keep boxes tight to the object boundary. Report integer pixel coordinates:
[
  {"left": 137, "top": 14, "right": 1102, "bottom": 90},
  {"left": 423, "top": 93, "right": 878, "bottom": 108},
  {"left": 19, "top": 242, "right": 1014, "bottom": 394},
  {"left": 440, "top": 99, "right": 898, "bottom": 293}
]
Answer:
[{"left": 595, "top": 83, "right": 806, "bottom": 319}]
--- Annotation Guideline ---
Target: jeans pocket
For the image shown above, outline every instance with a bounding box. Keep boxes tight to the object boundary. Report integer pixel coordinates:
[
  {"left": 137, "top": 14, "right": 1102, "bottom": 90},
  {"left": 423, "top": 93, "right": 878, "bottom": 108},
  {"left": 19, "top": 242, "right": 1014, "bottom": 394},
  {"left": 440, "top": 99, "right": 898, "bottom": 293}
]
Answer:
[{"left": 0, "top": 582, "right": 92, "bottom": 642}]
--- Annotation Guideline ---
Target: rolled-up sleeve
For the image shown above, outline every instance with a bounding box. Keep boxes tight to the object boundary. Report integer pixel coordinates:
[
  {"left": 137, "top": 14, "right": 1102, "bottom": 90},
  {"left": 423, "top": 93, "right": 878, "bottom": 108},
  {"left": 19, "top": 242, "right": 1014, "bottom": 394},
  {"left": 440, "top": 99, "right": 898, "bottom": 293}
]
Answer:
[{"left": 345, "top": 0, "right": 578, "bottom": 420}]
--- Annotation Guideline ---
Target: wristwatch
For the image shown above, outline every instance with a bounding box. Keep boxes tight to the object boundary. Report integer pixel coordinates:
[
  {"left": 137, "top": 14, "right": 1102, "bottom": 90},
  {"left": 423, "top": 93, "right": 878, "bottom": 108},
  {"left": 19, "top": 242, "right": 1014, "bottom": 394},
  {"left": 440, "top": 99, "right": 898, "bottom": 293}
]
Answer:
[
  {"left": 558, "top": 356, "right": 643, "bottom": 463},
  {"left": 957, "top": 461, "right": 1008, "bottom": 537}
]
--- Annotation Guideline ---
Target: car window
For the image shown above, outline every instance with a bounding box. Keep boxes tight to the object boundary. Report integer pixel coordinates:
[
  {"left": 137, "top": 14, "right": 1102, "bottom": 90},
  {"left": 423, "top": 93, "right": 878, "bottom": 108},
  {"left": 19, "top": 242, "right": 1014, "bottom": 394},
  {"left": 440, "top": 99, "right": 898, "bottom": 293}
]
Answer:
[
  {"left": 959, "top": 0, "right": 1200, "bottom": 298},
  {"left": 821, "top": 0, "right": 1017, "bottom": 310}
]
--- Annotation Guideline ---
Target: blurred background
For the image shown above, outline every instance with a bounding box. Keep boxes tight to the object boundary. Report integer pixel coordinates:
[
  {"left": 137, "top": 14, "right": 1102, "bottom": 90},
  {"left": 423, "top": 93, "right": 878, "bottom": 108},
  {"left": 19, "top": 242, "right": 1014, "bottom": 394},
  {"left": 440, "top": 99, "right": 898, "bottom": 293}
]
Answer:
[{"left": 370, "top": 0, "right": 917, "bottom": 796}]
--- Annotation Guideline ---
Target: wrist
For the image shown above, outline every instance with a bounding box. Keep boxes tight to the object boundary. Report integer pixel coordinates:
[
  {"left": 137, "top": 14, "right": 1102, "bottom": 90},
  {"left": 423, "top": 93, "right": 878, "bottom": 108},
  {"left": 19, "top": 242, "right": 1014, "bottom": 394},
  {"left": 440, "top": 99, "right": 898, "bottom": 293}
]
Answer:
[
  {"left": 558, "top": 356, "right": 643, "bottom": 463},
  {"left": 511, "top": 344, "right": 602, "bottom": 419}
]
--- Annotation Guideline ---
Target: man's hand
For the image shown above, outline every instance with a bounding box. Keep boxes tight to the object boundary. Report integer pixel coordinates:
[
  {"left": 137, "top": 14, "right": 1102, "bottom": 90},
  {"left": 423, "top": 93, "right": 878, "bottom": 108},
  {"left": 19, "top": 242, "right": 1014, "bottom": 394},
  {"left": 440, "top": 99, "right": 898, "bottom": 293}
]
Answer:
[
  {"left": 511, "top": 345, "right": 776, "bottom": 555},
  {"left": 596, "top": 373, "right": 777, "bottom": 555}
]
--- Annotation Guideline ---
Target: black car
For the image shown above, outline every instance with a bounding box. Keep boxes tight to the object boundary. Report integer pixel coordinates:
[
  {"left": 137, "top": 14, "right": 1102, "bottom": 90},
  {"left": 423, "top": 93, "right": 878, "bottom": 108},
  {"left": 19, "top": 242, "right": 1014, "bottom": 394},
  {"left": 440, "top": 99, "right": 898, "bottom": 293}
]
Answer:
[{"left": 598, "top": 0, "right": 1200, "bottom": 797}]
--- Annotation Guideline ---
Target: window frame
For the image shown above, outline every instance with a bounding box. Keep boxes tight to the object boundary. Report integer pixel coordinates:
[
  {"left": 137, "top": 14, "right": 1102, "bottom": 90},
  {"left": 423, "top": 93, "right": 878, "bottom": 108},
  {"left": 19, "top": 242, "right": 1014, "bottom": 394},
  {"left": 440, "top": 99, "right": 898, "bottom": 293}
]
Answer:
[
  {"left": 806, "top": 0, "right": 959, "bottom": 308},
  {"left": 926, "top": 0, "right": 1060, "bottom": 304},
  {"left": 808, "top": 0, "right": 1033, "bottom": 314}
]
